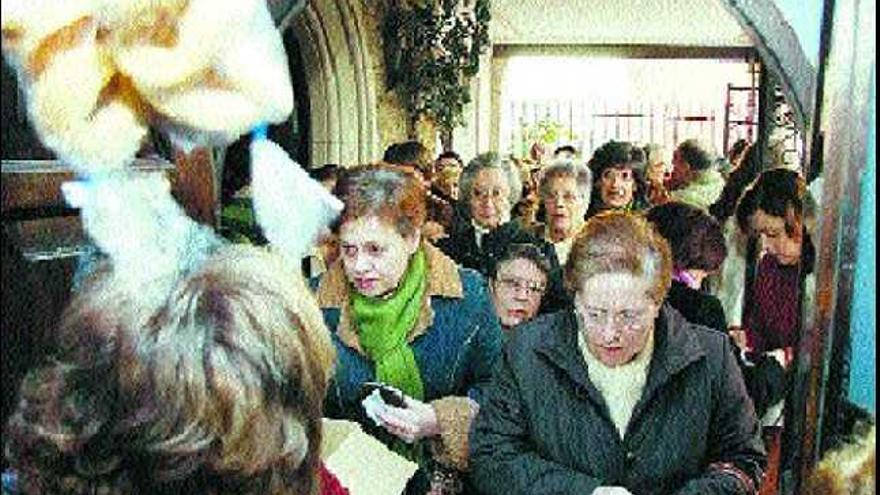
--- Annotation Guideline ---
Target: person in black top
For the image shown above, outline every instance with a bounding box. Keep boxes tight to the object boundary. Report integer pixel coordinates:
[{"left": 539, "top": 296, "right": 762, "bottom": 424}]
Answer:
[
  {"left": 437, "top": 152, "right": 569, "bottom": 313},
  {"left": 645, "top": 201, "right": 727, "bottom": 331},
  {"left": 646, "top": 201, "right": 785, "bottom": 419}
]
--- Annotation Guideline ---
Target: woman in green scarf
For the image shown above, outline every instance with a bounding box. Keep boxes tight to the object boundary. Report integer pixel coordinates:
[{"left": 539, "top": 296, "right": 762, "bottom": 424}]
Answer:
[{"left": 313, "top": 164, "right": 503, "bottom": 494}]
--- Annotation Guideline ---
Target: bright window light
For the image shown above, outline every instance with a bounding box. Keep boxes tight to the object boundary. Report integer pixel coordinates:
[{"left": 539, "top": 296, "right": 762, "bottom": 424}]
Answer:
[{"left": 500, "top": 56, "right": 757, "bottom": 162}]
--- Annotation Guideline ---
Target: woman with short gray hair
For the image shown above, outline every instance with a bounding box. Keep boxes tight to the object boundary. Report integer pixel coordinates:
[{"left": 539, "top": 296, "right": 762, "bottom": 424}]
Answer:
[
  {"left": 536, "top": 158, "right": 592, "bottom": 264},
  {"left": 438, "top": 152, "right": 568, "bottom": 313},
  {"left": 457, "top": 152, "right": 523, "bottom": 230}
]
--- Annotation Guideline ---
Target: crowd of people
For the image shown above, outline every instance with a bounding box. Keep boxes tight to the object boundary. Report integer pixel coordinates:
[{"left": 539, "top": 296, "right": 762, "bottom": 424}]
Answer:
[{"left": 5, "top": 136, "right": 868, "bottom": 495}]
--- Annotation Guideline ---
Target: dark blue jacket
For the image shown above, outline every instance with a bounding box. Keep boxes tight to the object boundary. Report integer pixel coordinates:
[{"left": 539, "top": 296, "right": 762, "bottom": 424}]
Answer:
[{"left": 313, "top": 244, "right": 503, "bottom": 444}]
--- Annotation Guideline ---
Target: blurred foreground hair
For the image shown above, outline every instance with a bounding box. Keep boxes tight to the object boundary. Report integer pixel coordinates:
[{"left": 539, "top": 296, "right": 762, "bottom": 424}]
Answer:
[
  {"left": 5, "top": 245, "right": 335, "bottom": 494},
  {"left": 803, "top": 424, "right": 875, "bottom": 495}
]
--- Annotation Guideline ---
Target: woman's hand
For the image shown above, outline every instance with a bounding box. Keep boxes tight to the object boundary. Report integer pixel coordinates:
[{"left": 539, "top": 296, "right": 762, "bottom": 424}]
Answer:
[
  {"left": 375, "top": 395, "right": 441, "bottom": 443},
  {"left": 591, "top": 487, "right": 634, "bottom": 495}
]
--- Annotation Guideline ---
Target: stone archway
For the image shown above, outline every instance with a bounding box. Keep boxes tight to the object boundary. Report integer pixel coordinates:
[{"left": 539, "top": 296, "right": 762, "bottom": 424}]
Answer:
[
  {"left": 719, "top": 1, "right": 817, "bottom": 133},
  {"left": 283, "top": 0, "right": 379, "bottom": 167}
]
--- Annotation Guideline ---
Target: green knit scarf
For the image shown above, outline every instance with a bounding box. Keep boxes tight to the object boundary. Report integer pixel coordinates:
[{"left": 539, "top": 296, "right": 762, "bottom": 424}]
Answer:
[{"left": 351, "top": 248, "right": 427, "bottom": 400}]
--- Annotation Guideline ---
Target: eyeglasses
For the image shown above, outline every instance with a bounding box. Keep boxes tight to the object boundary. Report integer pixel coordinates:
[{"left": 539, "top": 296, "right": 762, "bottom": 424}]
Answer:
[
  {"left": 496, "top": 277, "right": 546, "bottom": 298},
  {"left": 580, "top": 307, "right": 649, "bottom": 331}
]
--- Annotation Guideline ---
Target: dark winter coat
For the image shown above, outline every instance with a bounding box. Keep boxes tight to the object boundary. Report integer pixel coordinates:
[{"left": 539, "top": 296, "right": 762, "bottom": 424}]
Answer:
[
  {"left": 664, "top": 281, "right": 785, "bottom": 419},
  {"left": 470, "top": 306, "right": 766, "bottom": 495},
  {"left": 665, "top": 280, "right": 727, "bottom": 333}
]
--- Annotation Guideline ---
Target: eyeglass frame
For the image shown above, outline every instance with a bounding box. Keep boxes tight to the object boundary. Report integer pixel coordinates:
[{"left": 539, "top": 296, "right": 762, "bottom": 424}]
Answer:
[
  {"left": 578, "top": 304, "right": 655, "bottom": 333},
  {"left": 494, "top": 276, "right": 547, "bottom": 298},
  {"left": 471, "top": 185, "right": 510, "bottom": 202},
  {"left": 545, "top": 189, "right": 583, "bottom": 205}
]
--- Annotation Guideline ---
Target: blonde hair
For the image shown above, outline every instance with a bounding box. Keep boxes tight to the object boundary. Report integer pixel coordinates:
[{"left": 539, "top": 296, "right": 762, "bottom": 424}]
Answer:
[
  {"left": 565, "top": 211, "right": 672, "bottom": 303},
  {"left": 804, "top": 424, "right": 875, "bottom": 495}
]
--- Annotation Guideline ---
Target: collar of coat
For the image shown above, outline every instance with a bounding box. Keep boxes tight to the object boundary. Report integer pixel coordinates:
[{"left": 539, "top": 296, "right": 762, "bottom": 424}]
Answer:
[
  {"left": 534, "top": 305, "right": 708, "bottom": 434},
  {"left": 315, "top": 242, "right": 464, "bottom": 354}
]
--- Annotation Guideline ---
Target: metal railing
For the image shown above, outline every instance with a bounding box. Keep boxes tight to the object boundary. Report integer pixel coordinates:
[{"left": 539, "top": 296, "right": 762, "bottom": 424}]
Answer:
[{"left": 502, "top": 98, "right": 757, "bottom": 160}]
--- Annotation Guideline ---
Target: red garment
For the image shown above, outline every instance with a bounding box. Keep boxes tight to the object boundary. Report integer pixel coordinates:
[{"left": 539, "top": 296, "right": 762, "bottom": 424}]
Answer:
[
  {"left": 744, "top": 254, "right": 801, "bottom": 353},
  {"left": 318, "top": 462, "right": 350, "bottom": 495}
]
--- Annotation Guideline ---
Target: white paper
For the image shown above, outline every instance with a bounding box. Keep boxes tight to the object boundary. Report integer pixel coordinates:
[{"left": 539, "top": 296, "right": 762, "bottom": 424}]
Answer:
[{"left": 321, "top": 418, "right": 419, "bottom": 495}]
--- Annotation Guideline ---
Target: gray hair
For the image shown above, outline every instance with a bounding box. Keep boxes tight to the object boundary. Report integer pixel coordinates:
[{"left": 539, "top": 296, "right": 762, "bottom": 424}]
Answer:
[
  {"left": 459, "top": 152, "right": 523, "bottom": 207},
  {"left": 538, "top": 158, "right": 593, "bottom": 204},
  {"left": 643, "top": 143, "right": 665, "bottom": 166}
]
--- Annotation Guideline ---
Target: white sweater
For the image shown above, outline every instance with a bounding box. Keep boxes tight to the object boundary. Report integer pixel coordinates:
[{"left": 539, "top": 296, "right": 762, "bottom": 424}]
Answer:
[{"left": 578, "top": 329, "right": 655, "bottom": 439}]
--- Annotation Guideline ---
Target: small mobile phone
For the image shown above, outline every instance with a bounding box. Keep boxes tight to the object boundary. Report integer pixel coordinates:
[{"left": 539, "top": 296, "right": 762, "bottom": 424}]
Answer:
[{"left": 359, "top": 382, "right": 406, "bottom": 408}]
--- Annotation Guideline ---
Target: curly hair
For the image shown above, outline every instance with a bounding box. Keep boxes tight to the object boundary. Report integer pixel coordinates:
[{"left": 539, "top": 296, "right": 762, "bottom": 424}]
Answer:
[
  {"left": 587, "top": 140, "right": 646, "bottom": 178},
  {"left": 586, "top": 140, "right": 648, "bottom": 213},
  {"left": 4, "top": 245, "right": 335, "bottom": 495},
  {"left": 458, "top": 152, "right": 523, "bottom": 207},
  {"left": 538, "top": 159, "right": 593, "bottom": 206}
]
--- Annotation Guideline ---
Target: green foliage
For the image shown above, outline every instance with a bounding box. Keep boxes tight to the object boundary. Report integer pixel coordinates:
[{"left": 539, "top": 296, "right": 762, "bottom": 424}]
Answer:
[
  {"left": 523, "top": 119, "right": 563, "bottom": 145},
  {"left": 382, "top": 0, "right": 491, "bottom": 134},
  {"left": 516, "top": 118, "right": 580, "bottom": 158},
  {"left": 218, "top": 197, "right": 267, "bottom": 245}
]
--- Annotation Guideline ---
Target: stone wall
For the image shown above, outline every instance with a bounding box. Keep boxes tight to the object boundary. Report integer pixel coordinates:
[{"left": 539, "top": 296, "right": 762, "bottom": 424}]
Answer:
[{"left": 357, "top": 2, "right": 409, "bottom": 161}]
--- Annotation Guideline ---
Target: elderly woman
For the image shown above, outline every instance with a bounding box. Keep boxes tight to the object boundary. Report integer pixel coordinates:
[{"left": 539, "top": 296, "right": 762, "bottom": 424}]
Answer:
[
  {"left": 438, "top": 152, "right": 567, "bottom": 312},
  {"left": 471, "top": 211, "right": 766, "bottom": 495},
  {"left": 488, "top": 243, "right": 552, "bottom": 332},
  {"left": 643, "top": 143, "right": 671, "bottom": 205},
  {"left": 4, "top": 245, "right": 345, "bottom": 494},
  {"left": 439, "top": 151, "right": 526, "bottom": 266},
  {"left": 536, "top": 158, "right": 592, "bottom": 264},
  {"left": 586, "top": 140, "right": 648, "bottom": 217},
  {"left": 314, "top": 164, "right": 503, "bottom": 494}
]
